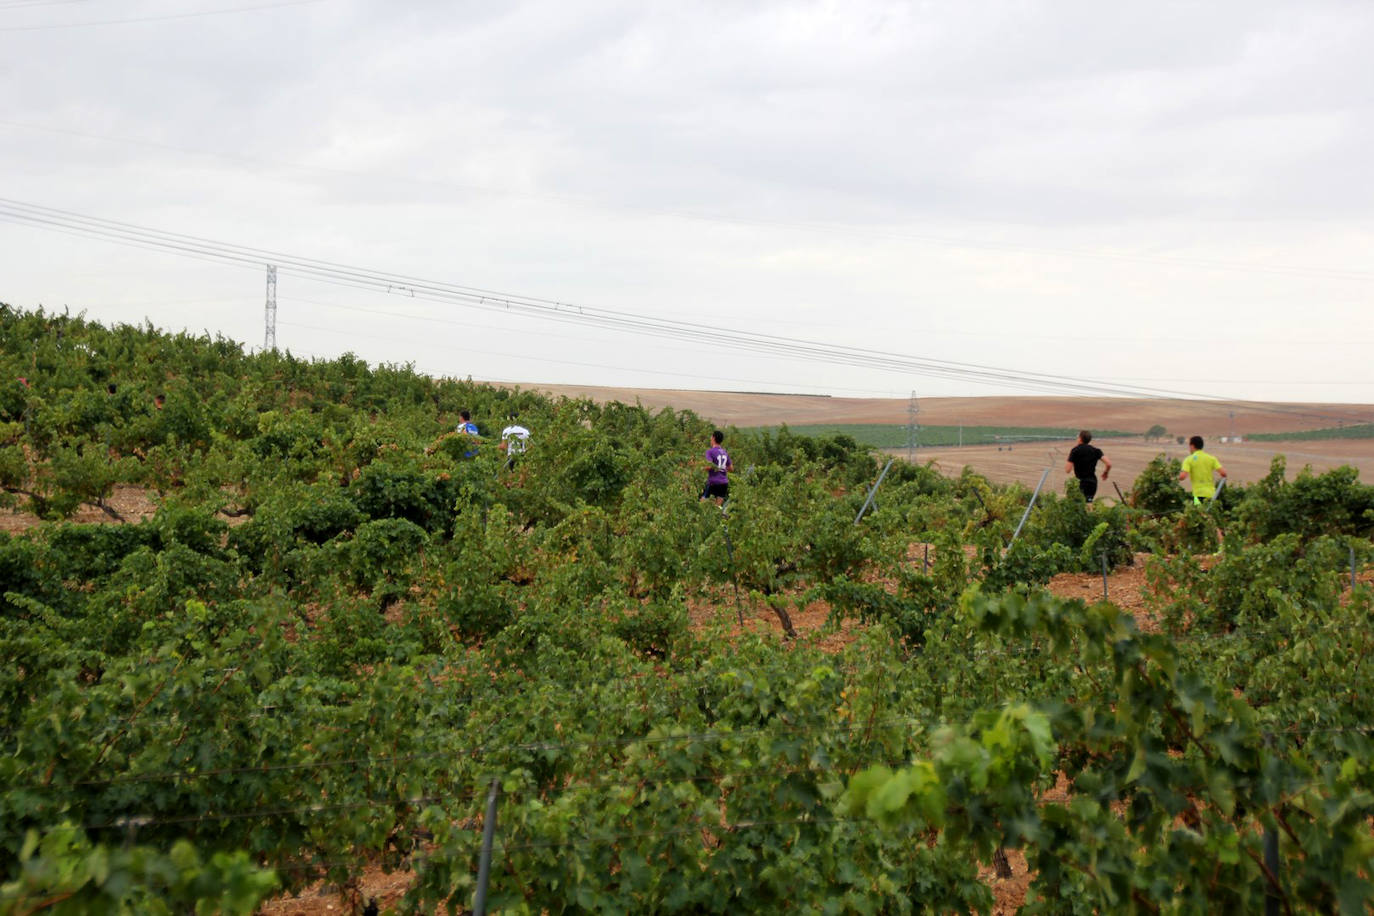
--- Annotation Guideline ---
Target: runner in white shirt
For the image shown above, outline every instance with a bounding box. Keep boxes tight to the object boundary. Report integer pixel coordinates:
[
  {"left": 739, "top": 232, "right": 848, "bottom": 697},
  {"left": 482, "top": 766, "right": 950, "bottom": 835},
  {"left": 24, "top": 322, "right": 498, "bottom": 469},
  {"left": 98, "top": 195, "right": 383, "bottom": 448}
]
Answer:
[{"left": 499, "top": 415, "right": 530, "bottom": 468}]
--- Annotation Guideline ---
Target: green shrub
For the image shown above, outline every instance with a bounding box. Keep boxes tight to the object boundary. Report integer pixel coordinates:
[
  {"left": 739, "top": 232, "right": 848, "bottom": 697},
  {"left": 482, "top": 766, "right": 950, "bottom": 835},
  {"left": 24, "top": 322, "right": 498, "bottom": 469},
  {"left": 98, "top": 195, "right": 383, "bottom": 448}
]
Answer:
[
  {"left": 436, "top": 582, "right": 515, "bottom": 642},
  {"left": 1238, "top": 457, "right": 1374, "bottom": 541},
  {"left": 605, "top": 594, "right": 690, "bottom": 660},
  {"left": 309, "top": 595, "right": 392, "bottom": 674},
  {"left": 816, "top": 576, "right": 931, "bottom": 647},
  {"left": 0, "top": 443, "right": 27, "bottom": 491},
  {"left": 347, "top": 516, "right": 428, "bottom": 589},
  {"left": 981, "top": 539, "right": 1074, "bottom": 592},
  {"left": 1161, "top": 504, "right": 1221, "bottom": 555},
  {"left": 1023, "top": 486, "right": 1134, "bottom": 571},
  {"left": 32, "top": 438, "right": 136, "bottom": 519},
  {"left": 0, "top": 532, "right": 63, "bottom": 618},
  {"left": 350, "top": 461, "right": 436, "bottom": 527},
  {"left": 46, "top": 523, "right": 157, "bottom": 581},
  {"left": 286, "top": 489, "right": 363, "bottom": 545},
  {"left": 1129, "top": 454, "right": 1185, "bottom": 514}
]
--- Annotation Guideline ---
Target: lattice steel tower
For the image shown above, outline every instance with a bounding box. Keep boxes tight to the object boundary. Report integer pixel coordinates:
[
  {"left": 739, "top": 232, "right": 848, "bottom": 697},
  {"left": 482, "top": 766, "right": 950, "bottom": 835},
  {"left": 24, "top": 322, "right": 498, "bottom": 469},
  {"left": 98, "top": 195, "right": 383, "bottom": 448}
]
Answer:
[{"left": 264, "top": 265, "right": 278, "bottom": 351}]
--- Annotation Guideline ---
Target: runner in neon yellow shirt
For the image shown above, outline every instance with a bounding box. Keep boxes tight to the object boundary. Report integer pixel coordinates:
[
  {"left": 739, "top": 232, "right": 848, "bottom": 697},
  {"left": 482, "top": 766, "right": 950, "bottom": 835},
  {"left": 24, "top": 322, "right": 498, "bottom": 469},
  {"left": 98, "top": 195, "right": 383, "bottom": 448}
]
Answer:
[{"left": 1178, "top": 435, "right": 1227, "bottom": 503}]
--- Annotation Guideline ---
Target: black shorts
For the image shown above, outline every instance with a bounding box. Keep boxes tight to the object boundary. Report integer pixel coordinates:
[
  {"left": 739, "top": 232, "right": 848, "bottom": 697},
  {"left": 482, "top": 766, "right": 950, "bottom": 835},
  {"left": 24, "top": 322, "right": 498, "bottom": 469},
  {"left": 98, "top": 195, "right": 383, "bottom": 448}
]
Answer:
[
  {"left": 702, "top": 481, "right": 729, "bottom": 500},
  {"left": 1076, "top": 476, "right": 1098, "bottom": 502}
]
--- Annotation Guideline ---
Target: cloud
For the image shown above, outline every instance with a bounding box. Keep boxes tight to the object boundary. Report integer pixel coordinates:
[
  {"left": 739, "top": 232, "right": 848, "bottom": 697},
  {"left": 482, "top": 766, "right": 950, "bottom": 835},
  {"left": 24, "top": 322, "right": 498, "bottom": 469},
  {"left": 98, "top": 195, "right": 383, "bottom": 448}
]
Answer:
[{"left": 0, "top": 0, "right": 1370, "bottom": 401}]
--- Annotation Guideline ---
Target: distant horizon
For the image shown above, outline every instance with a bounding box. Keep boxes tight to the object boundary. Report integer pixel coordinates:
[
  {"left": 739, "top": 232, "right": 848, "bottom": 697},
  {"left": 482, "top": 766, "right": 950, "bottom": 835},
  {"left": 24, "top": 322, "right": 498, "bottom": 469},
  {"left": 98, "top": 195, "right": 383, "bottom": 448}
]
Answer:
[{"left": 489, "top": 380, "right": 1374, "bottom": 411}]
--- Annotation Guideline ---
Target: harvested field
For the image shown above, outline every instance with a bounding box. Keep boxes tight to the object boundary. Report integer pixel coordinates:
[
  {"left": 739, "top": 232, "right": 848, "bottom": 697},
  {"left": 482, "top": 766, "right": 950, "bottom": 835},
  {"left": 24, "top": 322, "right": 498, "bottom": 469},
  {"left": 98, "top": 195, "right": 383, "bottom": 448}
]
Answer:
[
  {"left": 514, "top": 386, "right": 1374, "bottom": 438},
  {"left": 901, "top": 436, "right": 1374, "bottom": 492},
  {"left": 516, "top": 385, "right": 1374, "bottom": 492}
]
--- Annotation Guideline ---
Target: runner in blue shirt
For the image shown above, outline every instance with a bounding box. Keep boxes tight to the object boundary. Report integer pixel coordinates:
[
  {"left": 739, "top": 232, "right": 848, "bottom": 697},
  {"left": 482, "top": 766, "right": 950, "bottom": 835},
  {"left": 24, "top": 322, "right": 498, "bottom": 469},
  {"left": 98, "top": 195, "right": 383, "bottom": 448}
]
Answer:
[{"left": 457, "top": 409, "right": 479, "bottom": 458}]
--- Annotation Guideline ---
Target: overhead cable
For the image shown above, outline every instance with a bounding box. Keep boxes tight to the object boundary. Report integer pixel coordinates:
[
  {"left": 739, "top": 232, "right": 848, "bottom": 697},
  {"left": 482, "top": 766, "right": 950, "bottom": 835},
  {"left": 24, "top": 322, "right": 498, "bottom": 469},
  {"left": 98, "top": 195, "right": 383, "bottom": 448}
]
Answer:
[
  {"left": 0, "top": 0, "right": 321, "bottom": 31},
  {"left": 1, "top": 197, "right": 1370, "bottom": 425}
]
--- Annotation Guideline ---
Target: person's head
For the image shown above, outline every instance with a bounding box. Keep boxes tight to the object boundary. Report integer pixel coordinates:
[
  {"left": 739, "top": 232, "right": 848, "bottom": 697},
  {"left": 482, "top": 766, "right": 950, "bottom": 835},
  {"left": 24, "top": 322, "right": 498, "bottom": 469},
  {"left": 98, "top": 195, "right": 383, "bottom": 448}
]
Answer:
[
  {"left": 460, "top": 409, "right": 471, "bottom": 422},
  {"left": 711, "top": 430, "right": 724, "bottom": 446},
  {"left": 1078, "top": 430, "right": 1092, "bottom": 444},
  {"left": 1189, "top": 435, "right": 1204, "bottom": 451},
  {"left": 154, "top": 393, "right": 165, "bottom": 409}
]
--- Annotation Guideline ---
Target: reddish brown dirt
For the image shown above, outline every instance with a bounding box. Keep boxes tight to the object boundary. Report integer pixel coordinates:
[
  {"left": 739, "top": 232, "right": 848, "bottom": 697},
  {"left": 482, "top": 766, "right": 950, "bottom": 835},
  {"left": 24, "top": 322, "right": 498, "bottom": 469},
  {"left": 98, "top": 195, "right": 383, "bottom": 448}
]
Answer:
[
  {"left": 516, "top": 386, "right": 1373, "bottom": 437},
  {"left": 903, "top": 436, "right": 1374, "bottom": 492},
  {"left": 264, "top": 848, "right": 1039, "bottom": 915},
  {"left": 1045, "top": 553, "right": 1158, "bottom": 631},
  {"left": 517, "top": 385, "right": 1374, "bottom": 493},
  {"left": 685, "top": 542, "right": 1163, "bottom": 649},
  {"left": 984, "top": 851, "right": 1034, "bottom": 914},
  {"left": 0, "top": 483, "right": 159, "bottom": 533},
  {"left": 258, "top": 865, "right": 412, "bottom": 916},
  {"left": 685, "top": 587, "right": 861, "bottom": 650}
]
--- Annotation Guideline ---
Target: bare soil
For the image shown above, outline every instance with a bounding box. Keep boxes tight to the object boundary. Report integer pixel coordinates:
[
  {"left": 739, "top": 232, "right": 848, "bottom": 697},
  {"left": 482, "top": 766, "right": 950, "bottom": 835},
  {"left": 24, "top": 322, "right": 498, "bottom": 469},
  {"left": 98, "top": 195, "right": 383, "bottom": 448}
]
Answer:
[
  {"left": 517, "top": 386, "right": 1373, "bottom": 436},
  {"left": 521, "top": 385, "right": 1374, "bottom": 492},
  {"left": 0, "top": 484, "right": 159, "bottom": 533},
  {"left": 257, "top": 866, "right": 412, "bottom": 916},
  {"left": 903, "top": 436, "right": 1374, "bottom": 492},
  {"left": 1046, "top": 554, "right": 1158, "bottom": 629}
]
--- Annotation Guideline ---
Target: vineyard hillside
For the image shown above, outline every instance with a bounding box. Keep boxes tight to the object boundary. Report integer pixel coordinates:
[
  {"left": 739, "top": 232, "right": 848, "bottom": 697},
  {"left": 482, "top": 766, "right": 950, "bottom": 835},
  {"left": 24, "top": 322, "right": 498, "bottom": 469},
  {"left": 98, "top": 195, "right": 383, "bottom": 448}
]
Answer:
[{"left": 2, "top": 305, "right": 1373, "bottom": 915}]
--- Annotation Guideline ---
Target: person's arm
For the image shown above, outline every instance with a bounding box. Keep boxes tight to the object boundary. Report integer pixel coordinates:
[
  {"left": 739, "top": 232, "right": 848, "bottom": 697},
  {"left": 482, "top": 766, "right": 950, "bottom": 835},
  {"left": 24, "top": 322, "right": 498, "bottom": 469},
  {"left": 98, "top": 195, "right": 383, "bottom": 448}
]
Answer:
[
  {"left": 1064, "top": 459, "right": 1074, "bottom": 475},
  {"left": 1100, "top": 456, "right": 1111, "bottom": 480},
  {"left": 1216, "top": 464, "right": 1227, "bottom": 479},
  {"left": 726, "top": 454, "right": 734, "bottom": 472},
  {"left": 1178, "top": 456, "right": 1190, "bottom": 482}
]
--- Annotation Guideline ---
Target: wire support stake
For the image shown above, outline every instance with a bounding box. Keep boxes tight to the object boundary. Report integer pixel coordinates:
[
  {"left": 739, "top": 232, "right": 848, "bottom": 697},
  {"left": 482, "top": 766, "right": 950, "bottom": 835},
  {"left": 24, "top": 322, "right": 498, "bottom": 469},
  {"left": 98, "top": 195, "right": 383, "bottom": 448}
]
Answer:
[
  {"left": 1007, "top": 467, "right": 1051, "bottom": 550},
  {"left": 854, "top": 457, "right": 894, "bottom": 525},
  {"left": 473, "top": 777, "right": 501, "bottom": 916}
]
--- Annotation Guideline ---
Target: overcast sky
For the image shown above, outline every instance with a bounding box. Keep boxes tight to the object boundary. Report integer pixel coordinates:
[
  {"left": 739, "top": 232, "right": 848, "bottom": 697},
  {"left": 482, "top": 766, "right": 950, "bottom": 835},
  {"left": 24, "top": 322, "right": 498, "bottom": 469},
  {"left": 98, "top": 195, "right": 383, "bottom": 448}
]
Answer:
[{"left": 2, "top": 0, "right": 1371, "bottom": 404}]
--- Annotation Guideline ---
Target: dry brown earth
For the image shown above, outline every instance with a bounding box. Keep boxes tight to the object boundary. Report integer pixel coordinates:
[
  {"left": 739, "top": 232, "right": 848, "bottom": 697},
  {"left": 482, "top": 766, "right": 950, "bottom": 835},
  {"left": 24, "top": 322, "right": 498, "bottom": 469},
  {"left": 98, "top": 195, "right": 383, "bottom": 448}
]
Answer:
[
  {"left": 0, "top": 484, "right": 158, "bottom": 533},
  {"left": 516, "top": 385, "right": 1374, "bottom": 491},
  {"left": 901, "top": 437, "right": 1374, "bottom": 492},
  {"left": 512, "top": 386, "right": 1372, "bottom": 435}
]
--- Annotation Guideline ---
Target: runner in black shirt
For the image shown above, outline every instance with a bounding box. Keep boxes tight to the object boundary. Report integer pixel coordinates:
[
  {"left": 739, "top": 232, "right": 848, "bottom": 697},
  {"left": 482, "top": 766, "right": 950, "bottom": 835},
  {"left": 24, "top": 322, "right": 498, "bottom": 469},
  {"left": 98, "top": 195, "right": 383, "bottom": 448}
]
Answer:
[{"left": 1064, "top": 430, "right": 1111, "bottom": 503}]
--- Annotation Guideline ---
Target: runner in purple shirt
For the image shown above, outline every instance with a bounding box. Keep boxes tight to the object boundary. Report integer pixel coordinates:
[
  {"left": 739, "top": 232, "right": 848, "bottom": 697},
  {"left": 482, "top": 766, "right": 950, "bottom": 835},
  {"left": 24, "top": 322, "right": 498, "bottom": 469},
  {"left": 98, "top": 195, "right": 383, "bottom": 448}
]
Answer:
[{"left": 701, "top": 430, "right": 733, "bottom": 504}]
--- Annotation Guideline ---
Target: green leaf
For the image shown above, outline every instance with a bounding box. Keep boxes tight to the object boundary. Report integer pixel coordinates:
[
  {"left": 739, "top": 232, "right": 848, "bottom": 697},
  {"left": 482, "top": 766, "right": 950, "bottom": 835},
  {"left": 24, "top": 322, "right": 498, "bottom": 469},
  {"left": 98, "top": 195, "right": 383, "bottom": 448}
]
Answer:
[{"left": 1124, "top": 746, "right": 1147, "bottom": 785}]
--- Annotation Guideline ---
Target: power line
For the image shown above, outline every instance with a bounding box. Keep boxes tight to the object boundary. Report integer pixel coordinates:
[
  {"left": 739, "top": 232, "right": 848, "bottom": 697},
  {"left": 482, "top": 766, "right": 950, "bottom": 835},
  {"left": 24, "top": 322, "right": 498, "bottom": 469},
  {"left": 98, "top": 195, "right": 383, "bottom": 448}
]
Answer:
[
  {"left": 0, "top": 0, "right": 96, "bottom": 9},
  {"left": 0, "top": 199, "right": 1128, "bottom": 395},
  {"left": 0, "top": 0, "right": 322, "bottom": 31},
  {"left": 0, "top": 199, "right": 1315, "bottom": 402},
  {"left": 274, "top": 316, "right": 908, "bottom": 398},
  {"left": 1, "top": 120, "right": 1370, "bottom": 286},
  {"left": 1, "top": 196, "right": 1371, "bottom": 425}
]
